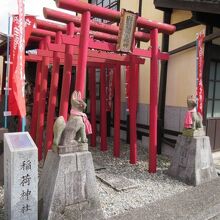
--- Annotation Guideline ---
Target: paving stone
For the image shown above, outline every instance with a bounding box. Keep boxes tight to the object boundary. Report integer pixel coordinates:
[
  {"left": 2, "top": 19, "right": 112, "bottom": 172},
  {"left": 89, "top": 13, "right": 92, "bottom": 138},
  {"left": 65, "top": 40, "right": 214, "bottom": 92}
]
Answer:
[
  {"left": 96, "top": 173, "right": 139, "bottom": 192},
  {"left": 94, "top": 161, "right": 106, "bottom": 171}
]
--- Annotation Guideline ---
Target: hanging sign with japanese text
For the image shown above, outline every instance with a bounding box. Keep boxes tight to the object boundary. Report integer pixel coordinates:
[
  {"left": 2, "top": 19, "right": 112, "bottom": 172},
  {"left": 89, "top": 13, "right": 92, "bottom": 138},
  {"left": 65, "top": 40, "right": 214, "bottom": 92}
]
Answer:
[
  {"left": 117, "top": 9, "right": 138, "bottom": 53},
  {"left": 106, "top": 68, "right": 114, "bottom": 111}
]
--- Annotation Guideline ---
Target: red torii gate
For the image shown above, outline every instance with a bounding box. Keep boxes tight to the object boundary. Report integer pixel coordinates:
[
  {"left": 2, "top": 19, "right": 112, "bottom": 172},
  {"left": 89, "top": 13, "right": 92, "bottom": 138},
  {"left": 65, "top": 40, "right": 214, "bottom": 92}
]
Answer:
[
  {"left": 51, "top": 0, "right": 175, "bottom": 173},
  {"left": 29, "top": 24, "right": 144, "bottom": 160},
  {"left": 28, "top": 26, "right": 145, "bottom": 163},
  {"left": 28, "top": 0, "right": 175, "bottom": 173}
]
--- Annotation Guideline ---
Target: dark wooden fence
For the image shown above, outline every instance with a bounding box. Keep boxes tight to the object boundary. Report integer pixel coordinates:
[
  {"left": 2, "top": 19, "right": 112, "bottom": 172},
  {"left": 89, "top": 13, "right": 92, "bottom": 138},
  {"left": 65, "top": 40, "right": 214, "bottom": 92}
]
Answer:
[{"left": 206, "top": 118, "right": 220, "bottom": 151}]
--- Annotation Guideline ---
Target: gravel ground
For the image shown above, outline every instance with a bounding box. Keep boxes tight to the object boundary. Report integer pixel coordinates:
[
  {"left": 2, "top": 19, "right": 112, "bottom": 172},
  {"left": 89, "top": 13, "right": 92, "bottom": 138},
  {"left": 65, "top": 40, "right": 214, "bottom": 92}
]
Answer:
[
  {"left": 0, "top": 138, "right": 191, "bottom": 219},
  {"left": 91, "top": 138, "right": 192, "bottom": 218}
]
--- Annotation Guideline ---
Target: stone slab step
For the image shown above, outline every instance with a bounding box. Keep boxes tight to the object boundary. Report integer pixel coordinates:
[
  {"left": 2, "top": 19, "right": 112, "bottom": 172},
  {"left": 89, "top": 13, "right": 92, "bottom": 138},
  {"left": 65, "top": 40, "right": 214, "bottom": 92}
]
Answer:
[{"left": 96, "top": 173, "right": 139, "bottom": 192}]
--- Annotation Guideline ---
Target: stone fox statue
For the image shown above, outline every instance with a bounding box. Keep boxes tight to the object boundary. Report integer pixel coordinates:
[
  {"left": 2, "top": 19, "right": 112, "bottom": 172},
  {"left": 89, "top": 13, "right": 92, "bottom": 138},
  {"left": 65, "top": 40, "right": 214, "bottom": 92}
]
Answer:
[
  {"left": 52, "top": 91, "right": 92, "bottom": 152},
  {"left": 183, "top": 95, "right": 204, "bottom": 136},
  {"left": 184, "top": 95, "right": 203, "bottom": 130}
]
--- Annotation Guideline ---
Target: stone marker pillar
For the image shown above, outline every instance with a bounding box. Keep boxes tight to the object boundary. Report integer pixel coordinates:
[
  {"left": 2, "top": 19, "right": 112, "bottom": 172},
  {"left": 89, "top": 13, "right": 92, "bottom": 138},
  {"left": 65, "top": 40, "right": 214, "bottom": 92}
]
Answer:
[
  {"left": 4, "top": 132, "right": 38, "bottom": 220},
  {"left": 167, "top": 135, "right": 217, "bottom": 186},
  {"left": 0, "top": 128, "right": 8, "bottom": 185},
  {"left": 38, "top": 149, "right": 104, "bottom": 220}
]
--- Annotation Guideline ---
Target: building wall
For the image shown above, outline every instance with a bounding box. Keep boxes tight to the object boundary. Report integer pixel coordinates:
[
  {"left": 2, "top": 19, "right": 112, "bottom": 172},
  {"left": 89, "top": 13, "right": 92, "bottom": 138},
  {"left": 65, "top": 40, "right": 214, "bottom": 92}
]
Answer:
[
  {"left": 120, "top": 0, "right": 163, "bottom": 104},
  {"left": 212, "top": 27, "right": 220, "bottom": 46},
  {"left": 120, "top": 0, "right": 139, "bottom": 12},
  {"left": 118, "top": 0, "right": 164, "bottom": 133},
  {"left": 167, "top": 10, "right": 205, "bottom": 107},
  {"left": 164, "top": 10, "right": 205, "bottom": 131},
  {"left": 118, "top": 1, "right": 205, "bottom": 132},
  {"left": 84, "top": 0, "right": 206, "bottom": 133},
  {"left": 120, "top": 3, "right": 208, "bottom": 133}
]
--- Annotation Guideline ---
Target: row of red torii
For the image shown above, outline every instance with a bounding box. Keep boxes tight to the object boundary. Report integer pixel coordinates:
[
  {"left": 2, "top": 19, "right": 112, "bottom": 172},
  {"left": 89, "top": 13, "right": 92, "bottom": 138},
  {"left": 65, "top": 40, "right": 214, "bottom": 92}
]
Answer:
[{"left": 27, "top": 0, "right": 175, "bottom": 173}]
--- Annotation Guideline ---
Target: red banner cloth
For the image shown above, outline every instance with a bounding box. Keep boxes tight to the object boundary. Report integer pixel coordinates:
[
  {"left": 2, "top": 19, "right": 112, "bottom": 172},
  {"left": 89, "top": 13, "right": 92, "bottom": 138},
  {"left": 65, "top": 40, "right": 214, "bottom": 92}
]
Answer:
[
  {"left": 8, "top": 3, "right": 36, "bottom": 116},
  {"left": 106, "top": 68, "right": 114, "bottom": 111},
  {"left": 125, "top": 66, "right": 130, "bottom": 111},
  {"left": 197, "top": 33, "right": 205, "bottom": 115}
]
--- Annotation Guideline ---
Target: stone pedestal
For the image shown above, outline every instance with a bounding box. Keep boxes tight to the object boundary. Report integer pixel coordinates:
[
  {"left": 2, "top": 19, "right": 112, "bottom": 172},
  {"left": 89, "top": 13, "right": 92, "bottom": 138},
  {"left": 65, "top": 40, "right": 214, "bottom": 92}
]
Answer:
[
  {"left": 167, "top": 135, "right": 217, "bottom": 186},
  {"left": 38, "top": 150, "right": 104, "bottom": 220},
  {"left": 0, "top": 128, "right": 8, "bottom": 185},
  {"left": 4, "top": 132, "right": 38, "bottom": 220}
]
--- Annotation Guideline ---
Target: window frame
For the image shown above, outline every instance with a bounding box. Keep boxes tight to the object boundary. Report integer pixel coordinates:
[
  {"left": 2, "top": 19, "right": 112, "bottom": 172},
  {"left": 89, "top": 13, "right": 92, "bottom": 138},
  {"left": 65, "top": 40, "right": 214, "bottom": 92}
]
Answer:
[
  {"left": 207, "top": 60, "right": 220, "bottom": 118},
  {"left": 89, "top": 0, "right": 120, "bottom": 23}
]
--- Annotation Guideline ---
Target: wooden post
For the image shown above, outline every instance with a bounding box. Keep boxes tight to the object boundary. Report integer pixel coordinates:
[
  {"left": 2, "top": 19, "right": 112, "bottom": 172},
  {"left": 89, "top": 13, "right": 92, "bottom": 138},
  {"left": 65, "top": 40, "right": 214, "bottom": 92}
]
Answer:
[
  {"left": 129, "top": 57, "right": 138, "bottom": 164},
  {"left": 35, "top": 36, "right": 51, "bottom": 161},
  {"left": 100, "top": 64, "right": 107, "bottom": 151},
  {"left": 45, "top": 31, "right": 62, "bottom": 153},
  {"left": 114, "top": 64, "right": 121, "bottom": 157},
  {"left": 75, "top": 11, "right": 91, "bottom": 99},
  {"left": 59, "top": 22, "right": 74, "bottom": 121},
  {"left": 89, "top": 67, "right": 96, "bottom": 147},
  {"left": 30, "top": 40, "right": 44, "bottom": 141},
  {"left": 149, "top": 29, "right": 159, "bottom": 173}
]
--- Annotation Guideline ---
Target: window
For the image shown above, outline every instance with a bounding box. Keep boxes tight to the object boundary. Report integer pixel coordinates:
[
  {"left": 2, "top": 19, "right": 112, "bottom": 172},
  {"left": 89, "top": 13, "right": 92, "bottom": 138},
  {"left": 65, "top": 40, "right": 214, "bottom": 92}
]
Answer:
[
  {"left": 90, "top": 0, "right": 119, "bottom": 10},
  {"left": 89, "top": 0, "right": 119, "bottom": 23},
  {"left": 207, "top": 61, "right": 220, "bottom": 118}
]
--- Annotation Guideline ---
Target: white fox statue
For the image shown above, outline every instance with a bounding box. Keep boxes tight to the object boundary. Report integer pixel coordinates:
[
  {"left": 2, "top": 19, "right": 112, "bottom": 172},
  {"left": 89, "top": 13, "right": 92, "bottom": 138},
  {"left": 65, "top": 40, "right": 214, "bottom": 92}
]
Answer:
[{"left": 52, "top": 91, "right": 92, "bottom": 153}]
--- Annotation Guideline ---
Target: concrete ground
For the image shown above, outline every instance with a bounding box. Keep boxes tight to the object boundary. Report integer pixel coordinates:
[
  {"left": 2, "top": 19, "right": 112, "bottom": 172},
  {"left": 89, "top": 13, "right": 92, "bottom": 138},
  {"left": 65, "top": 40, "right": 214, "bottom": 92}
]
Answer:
[
  {"left": 109, "top": 177, "right": 220, "bottom": 220},
  {"left": 106, "top": 143, "right": 220, "bottom": 220}
]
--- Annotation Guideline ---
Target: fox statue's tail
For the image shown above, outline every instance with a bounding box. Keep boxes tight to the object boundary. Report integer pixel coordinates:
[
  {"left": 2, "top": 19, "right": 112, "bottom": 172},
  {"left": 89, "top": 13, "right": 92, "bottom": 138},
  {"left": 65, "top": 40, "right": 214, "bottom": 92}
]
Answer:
[{"left": 52, "top": 116, "right": 66, "bottom": 152}]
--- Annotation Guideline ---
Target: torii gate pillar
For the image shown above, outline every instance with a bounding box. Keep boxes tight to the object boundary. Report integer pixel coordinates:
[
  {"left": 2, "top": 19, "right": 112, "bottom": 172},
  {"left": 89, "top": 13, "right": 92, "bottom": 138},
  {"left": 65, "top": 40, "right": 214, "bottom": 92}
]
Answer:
[
  {"left": 45, "top": 31, "right": 62, "bottom": 153},
  {"left": 75, "top": 11, "right": 91, "bottom": 98},
  {"left": 113, "top": 64, "right": 121, "bottom": 158},
  {"left": 100, "top": 64, "right": 107, "bottom": 151},
  {"left": 59, "top": 22, "right": 75, "bottom": 121},
  {"left": 36, "top": 36, "right": 51, "bottom": 161},
  {"left": 89, "top": 66, "right": 96, "bottom": 148},
  {"left": 30, "top": 40, "right": 44, "bottom": 141},
  {"left": 129, "top": 57, "right": 139, "bottom": 164},
  {"left": 149, "top": 28, "right": 159, "bottom": 173}
]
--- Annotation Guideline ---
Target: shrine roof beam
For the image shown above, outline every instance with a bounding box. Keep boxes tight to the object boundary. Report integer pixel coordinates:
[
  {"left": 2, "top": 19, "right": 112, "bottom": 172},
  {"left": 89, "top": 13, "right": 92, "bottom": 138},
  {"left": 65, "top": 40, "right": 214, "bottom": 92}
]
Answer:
[
  {"left": 34, "top": 48, "right": 146, "bottom": 64},
  {"left": 29, "top": 36, "right": 42, "bottom": 42},
  {"left": 28, "top": 32, "right": 168, "bottom": 61},
  {"left": 36, "top": 19, "right": 119, "bottom": 43},
  {"left": 25, "top": 54, "right": 135, "bottom": 66},
  {"left": 58, "top": 35, "right": 169, "bottom": 60},
  {"left": 43, "top": 8, "right": 150, "bottom": 42},
  {"left": 32, "top": 28, "right": 56, "bottom": 38},
  {"left": 55, "top": 0, "right": 176, "bottom": 34}
]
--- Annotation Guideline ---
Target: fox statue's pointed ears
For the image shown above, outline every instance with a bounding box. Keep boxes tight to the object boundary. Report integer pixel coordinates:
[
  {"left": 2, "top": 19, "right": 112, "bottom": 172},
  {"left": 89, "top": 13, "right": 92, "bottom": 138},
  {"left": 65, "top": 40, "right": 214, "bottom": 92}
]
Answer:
[{"left": 72, "top": 90, "right": 82, "bottom": 100}]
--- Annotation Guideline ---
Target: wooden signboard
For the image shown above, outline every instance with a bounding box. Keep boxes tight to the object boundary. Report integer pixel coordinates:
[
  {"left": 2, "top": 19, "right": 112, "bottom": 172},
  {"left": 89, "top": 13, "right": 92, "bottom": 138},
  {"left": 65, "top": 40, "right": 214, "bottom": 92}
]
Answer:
[{"left": 117, "top": 9, "right": 138, "bottom": 53}]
